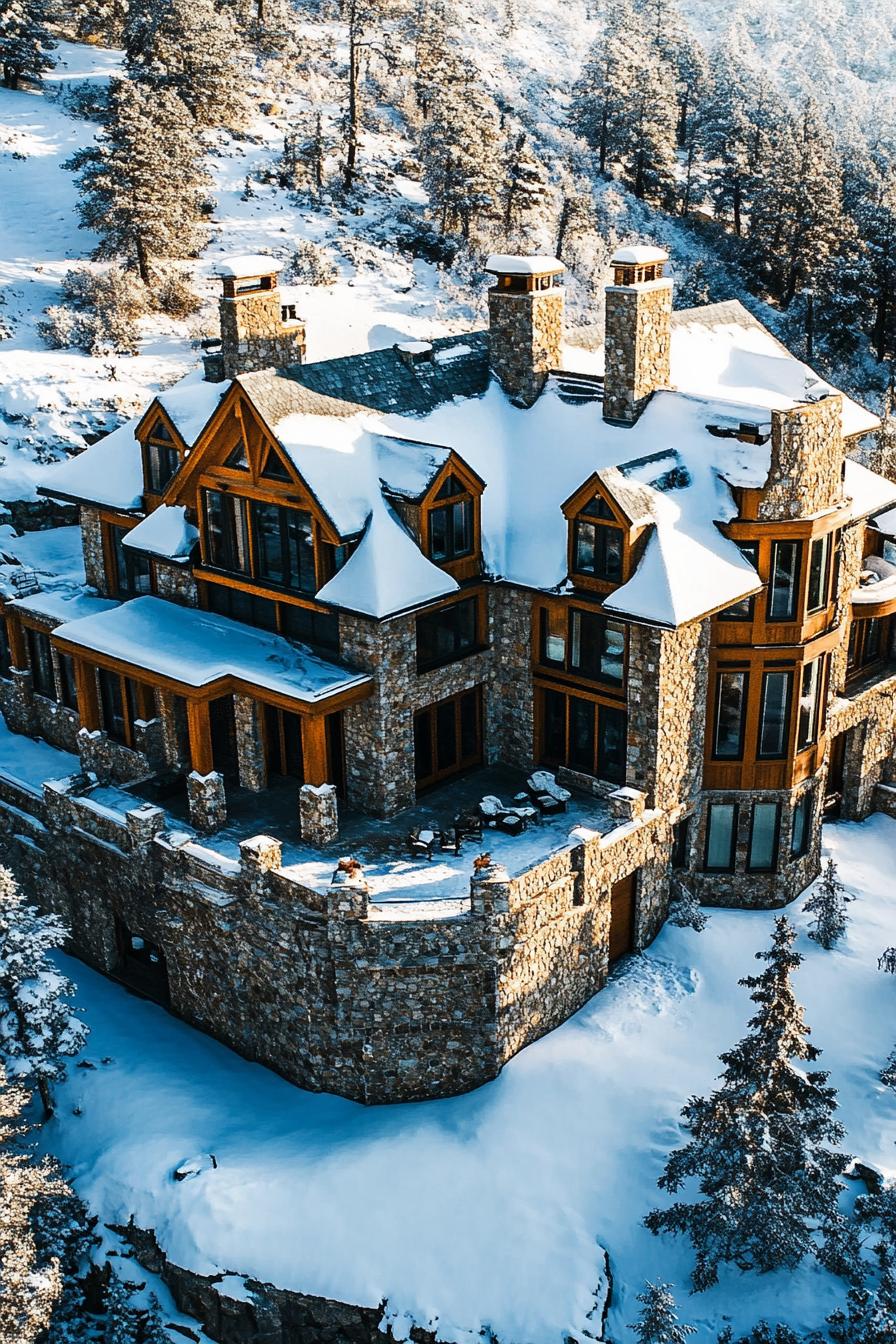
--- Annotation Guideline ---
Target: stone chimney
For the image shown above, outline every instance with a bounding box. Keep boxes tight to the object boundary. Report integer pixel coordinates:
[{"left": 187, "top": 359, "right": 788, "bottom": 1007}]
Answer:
[
  {"left": 485, "top": 254, "right": 565, "bottom": 407},
  {"left": 602, "top": 245, "right": 672, "bottom": 425},
  {"left": 208, "top": 255, "right": 306, "bottom": 382}
]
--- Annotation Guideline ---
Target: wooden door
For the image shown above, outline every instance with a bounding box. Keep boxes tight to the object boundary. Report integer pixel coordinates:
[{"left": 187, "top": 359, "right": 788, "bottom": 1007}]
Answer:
[
  {"left": 825, "top": 731, "right": 846, "bottom": 817},
  {"left": 114, "top": 917, "right": 170, "bottom": 1007},
  {"left": 264, "top": 704, "right": 304, "bottom": 780},
  {"left": 608, "top": 873, "right": 636, "bottom": 963},
  {"left": 413, "top": 688, "right": 482, "bottom": 791}
]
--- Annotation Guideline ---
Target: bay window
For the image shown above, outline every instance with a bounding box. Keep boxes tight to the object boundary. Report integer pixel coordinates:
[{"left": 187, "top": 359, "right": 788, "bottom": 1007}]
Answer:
[
  {"left": 720, "top": 542, "right": 759, "bottom": 621},
  {"left": 713, "top": 669, "right": 748, "bottom": 759},
  {"left": 757, "top": 669, "right": 792, "bottom": 758},
  {"left": 797, "top": 656, "right": 825, "bottom": 751},
  {"left": 768, "top": 541, "right": 801, "bottom": 621},
  {"left": 806, "top": 534, "right": 831, "bottom": 613}
]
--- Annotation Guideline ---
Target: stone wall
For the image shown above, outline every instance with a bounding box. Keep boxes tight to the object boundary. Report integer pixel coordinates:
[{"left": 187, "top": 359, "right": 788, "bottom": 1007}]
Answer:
[
  {"left": 219, "top": 292, "right": 306, "bottom": 379},
  {"left": 153, "top": 559, "right": 199, "bottom": 607},
  {"left": 626, "top": 618, "right": 708, "bottom": 811},
  {"left": 485, "top": 585, "right": 534, "bottom": 769},
  {"left": 0, "top": 768, "right": 669, "bottom": 1105},
  {"left": 828, "top": 668, "right": 896, "bottom": 820},
  {"left": 685, "top": 773, "right": 823, "bottom": 908},
  {"left": 602, "top": 280, "right": 673, "bottom": 424},
  {"left": 486, "top": 287, "right": 564, "bottom": 407},
  {"left": 79, "top": 506, "right": 108, "bottom": 594},
  {"left": 758, "top": 397, "right": 844, "bottom": 522}
]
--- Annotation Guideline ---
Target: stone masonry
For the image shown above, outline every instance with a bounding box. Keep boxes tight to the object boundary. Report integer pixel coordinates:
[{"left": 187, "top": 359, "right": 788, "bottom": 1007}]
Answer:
[
  {"left": 602, "top": 279, "right": 673, "bottom": 424},
  {"left": 219, "top": 289, "right": 306, "bottom": 380},
  {"left": 758, "top": 396, "right": 845, "bottom": 522},
  {"left": 486, "top": 286, "right": 564, "bottom": 407}
]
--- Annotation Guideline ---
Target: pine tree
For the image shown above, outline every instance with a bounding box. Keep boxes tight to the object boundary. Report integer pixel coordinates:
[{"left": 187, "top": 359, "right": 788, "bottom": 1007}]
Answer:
[
  {"left": 0, "top": 1066, "right": 64, "bottom": 1343},
  {"left": 123, "top": 0, "right": 246, "bottom": 129},
  {"left": 68, "top": 0, "right": 127, "bottom": 45},
  {"left": 339, "top": 0, "right": 410, "bottom": 191},
  {"left": 570, "top": 0, "right": 642, "bottom": 177},
  {"left": 827, "top": 1243, "right": 896, "bottom": 1344},
  {"left": 803, "top": 858, "right": 851, "bottom": 949},
  {"left": 628, "top": 1280, "right": 695, "bottom": 1343},
  {"left": 645, "top": 917, "right": 851, "bottom": 1291},
  {"left": 0, "top": 866, "right": 87, "bottom": 1120},
  {"left": 414, "top": 0, "right": 461, "bottom": 118},
  {"left": 419, "top": 78, "right": 504, "bottom": 239},
  {"left": 668, "top": 879, "right": 708, "bottom": 932},
  {"left": 67, "top": 79, "right": 211, "bottom": 287},
  {"left": 0, "top": 0, "right": 55, "bottom": 90},
  {"left": 502, "top": 132, "right": 551, "bottom": 236}
]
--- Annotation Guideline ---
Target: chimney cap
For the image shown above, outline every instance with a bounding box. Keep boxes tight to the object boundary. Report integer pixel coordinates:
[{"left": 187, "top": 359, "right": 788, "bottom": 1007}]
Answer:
[
  {"left": 610, "top": 244, "right": 669, "bottom": 267},
  {"left": 213, "top": 253, "right": 283, "bottom": 280},
  {"left": 484, "top": 254, "right": 565, "bottom": 277}
]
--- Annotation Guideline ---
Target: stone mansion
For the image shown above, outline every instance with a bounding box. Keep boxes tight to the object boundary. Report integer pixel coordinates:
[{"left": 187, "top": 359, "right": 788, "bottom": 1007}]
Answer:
[{"left": 0, "top": 244, "right": 893, "bottom": 1103}]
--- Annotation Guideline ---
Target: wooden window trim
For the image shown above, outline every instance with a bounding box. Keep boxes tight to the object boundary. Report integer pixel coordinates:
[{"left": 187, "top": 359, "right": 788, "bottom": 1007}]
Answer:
[
  {"left": 413, "top": 687, "right": 483, "bottom": 791},
  {"left": 200, "top": 487, "right": 333, "bottom": 595},
  {"left": 535, "top": 684, "right": 627, "bottom": 785},
  {"left": 711, "top": 668, "right": 749, "bottom": 761},
  {"left": 534, "top": 601, "right": 628, "bottom": 693}
]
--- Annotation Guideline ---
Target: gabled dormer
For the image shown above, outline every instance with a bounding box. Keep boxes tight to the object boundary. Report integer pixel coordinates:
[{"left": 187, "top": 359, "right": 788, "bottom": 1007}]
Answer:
[
  {"left": 135, "top": 403, "right": 189, "bottom": 507},
  {"left": 418, "top": 455, "right": 485, "bottom": 582},
  {"left": 562, "top": 472, "right": 651, "bottom": 593}
]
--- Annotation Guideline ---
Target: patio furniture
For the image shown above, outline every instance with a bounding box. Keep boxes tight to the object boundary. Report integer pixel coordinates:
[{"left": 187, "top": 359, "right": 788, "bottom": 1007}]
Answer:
[
  {"left": 478, "top": 796, "right": 533, "bottom": 835},
  {"left": 454, "top": 811, "right": 483, "bottom": 843},
  {"left": 407, "top": 826, "right": 437, "bottom": 861},
  {"left": 439, "top": 826, "right": 462, "bottom": 856},
  {"left": 526, "top": 771, "right": 571, "bottom": 814}
]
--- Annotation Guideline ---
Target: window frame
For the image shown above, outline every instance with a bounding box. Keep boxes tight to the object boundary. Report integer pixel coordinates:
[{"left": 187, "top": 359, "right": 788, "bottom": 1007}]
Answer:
[
  {"left": 767, "top": 539, "right": 802, "bottom": 622},
  {"left": 806, "top": 533, "right": 831, "bottom": 614},
  {"left": 537, "top": 687, "right": 627, "bottom": 785},
  {"left": 704, "top": 802, "right": 739, "bottom": 873},
  {"left": 538, "top": 605, "right": 627, "bottom": 689},
  {"left": 718, "top": 541, "right": 759, "bottom": 621},
  {"left": 416, "top": 595, "right": 482, "bottom": 673},
  {"left": 144, "top": 438, "right": 181, "bottom": 496},
  {"left": 756, "top": 668, "right": 793, "bottom": 760},
  {"left": 712, "top": 668, "right": 749, "bottom": 760},
  {"left": 25, "top": 625, "right": 55, "bottom": 700},
  {"left": 572, "top": 517, "right": 625, "bottom": 583},
  {"left": 747, "top": 801, "right": 781, "bottom": 872},
  {"left": 790, "top": 788, "right": 814, "bottom": 860},
  {"left": 796, "top": 655, "right": 825, "bottom": 752}
]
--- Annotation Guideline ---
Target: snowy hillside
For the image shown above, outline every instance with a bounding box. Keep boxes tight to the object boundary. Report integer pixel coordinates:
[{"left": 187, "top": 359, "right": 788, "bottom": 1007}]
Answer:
[{"left": 42, "top": 817, "right": 896, "bottom": 1342}]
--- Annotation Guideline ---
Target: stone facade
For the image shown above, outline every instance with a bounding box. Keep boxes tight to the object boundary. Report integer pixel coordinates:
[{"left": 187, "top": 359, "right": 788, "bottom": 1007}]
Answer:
[
  {"left": 153, "top": 558, "right": 199, "bottom": 607},
  {"left": 602, "top": 280, "right": 673, "bottom": 424},
  {"left": 758, "top": 397, "right": 844, "bottom": 522},
  {"left": 219, "top": 290, "right": 306, "bottom": 380},
  {"left": 486, "top": 286, "right": 564, "bottom": 407},
  {"left": 299, "top": 783, "right": 339, "bottom": 846},
  {"left": 626, "top": 618, "right": 709, "bottom": 811},
  {"left": 79, "top": 505, "right": 107, "bottom": 593},
  {"left": 0, "top": 766, "right": 671, "bottom": 1104}
]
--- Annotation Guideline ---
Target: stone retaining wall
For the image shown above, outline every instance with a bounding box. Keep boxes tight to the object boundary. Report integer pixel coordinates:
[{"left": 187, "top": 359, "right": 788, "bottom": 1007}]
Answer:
[{"left": 0, "top": 770, "right": 669, "bottom": 1104}]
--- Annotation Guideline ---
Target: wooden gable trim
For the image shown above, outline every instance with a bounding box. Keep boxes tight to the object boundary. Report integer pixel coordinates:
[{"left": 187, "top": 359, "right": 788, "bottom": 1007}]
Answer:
[
  {"left": 159, "top": 381, "right": 245, "bottom": 504},
  {"left": 425, "top": 450, "right": 486, "bottom": 501},
  {"left": 134, "top": 399, "right": 189, "bottom": 452},
  {"left": 561, "top": 472, "right": 631, "bottom": 528}
]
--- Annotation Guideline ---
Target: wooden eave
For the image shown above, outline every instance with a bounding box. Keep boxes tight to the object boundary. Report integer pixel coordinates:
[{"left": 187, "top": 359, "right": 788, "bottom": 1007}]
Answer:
[
  {"left": 560, "top": 472, "right": 632, "bottom": 528},
  {"left": 134, "top": 399, "right": 191, "bottom": 451},
  {"left": 49, "top": 627, "right": 373, "bottom": 717}
]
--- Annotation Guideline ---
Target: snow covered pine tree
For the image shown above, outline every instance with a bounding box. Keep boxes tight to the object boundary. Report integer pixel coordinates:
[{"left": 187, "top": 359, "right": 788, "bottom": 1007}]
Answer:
[
  {"left": 0, "top": 0, "right": 55, "bottom": 90},
  {"left": 0, "top": 867, "right": 87, "bottom": 1120},
  {"left": 628, "top": 1281, "right": 695, "bottom": 1344},
  {"left": 803, "top": 857, "right": 851, "bottom": 949},
  {"left": 645, "top": 917, "right": 851, "bottom": 1290}
]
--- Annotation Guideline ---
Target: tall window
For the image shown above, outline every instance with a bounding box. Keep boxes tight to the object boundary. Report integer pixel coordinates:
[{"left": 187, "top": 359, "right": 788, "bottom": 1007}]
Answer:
[
  {"left": 573, "top": 497, "right": 624, "bottom": 583},
  {"left": 806, "top": 534, "right": 831, "bottom": 613},
  {"left": 719, "top": 542, "right": 759, "bottom": 621},
  {"left": 98, "top": 669, "right": 151, "bottom": 748},
  {"left": 251, "top": 500, "right": 315, "bottom": 593},
  {"left": 25, "top": 627, "right": 54, "bottom": 699},
  {"left": 204, "top": 490, "right": 250, "bottom": 575},
  {"left": 57, "top": 652, "right": 78, "bottom": 711},
  {"left": 705, "top": 803, "right": 738, "bottom": 871},
  {"left": 539, "top": 607, "right": 626, "bottom": 686},
  {"left": 417, "top": 597, "right": 479, "bottom": 672},
  {"left": 108, "top": 525, "right": 152, "bottom": 600},
  {"left": 540, "top": 689, "right": 626, "bottom": 783},
  {"left": 713, "top": 669, "right": 748, "bottom": 759},
  {"left": 144, "top": 420, "right": 180, "bottom": 494},
  {"left": 748, "top": 802, "right": 780, "bottom": 872},
  {"left": 790, "top": 788, "right": 814, "bottom": 859},
  {"left": 848, "top": 615, "right": 890, "bottom": 680},
  {"left": 768, "top": 541, "right": 802, "bottom": 621},
  {"left": 757, "top": 669, "right": 792, "bottom": 758},
  {"left": 428, "top": 475, "right": 473, "bottom": 563},
  {"left": 0, "top": 617, "right": 11, "bottom": 679},
  {"left": 797, "top": 657, "right": 825, "bottom": 751}
]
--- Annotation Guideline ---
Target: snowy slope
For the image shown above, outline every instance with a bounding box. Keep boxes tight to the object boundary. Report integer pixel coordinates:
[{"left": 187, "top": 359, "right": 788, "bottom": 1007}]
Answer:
[{"left": 42, "top": 816, "right": 896, "bottom": 1343}]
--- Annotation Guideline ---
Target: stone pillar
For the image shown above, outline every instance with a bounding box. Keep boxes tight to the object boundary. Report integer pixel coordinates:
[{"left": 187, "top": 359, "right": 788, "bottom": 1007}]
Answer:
[
  {"left": 239, "top": 835, "right": 282, "bottom": 895},
  {"left": 79, "top": 506, "right": 108, "bottom": 594},
  {"left": 126, "top": 803, "right": 165, "bottom": 851},
  {"left": 3, "top": 668, "right": 34, "bottom": 735},
  {"left": 157, "top": 690, "right": 189, "bottom": 770},
  {"left": 487, "top": 286, "right": 564, "bottom": 407},
  {"left": 608, "top": 786, "right": 647, "bottom": 824},
  {"left": 469, "top": 861, "right": 512, "bottom": 917},
  {"left": 326, "top": 859, "right": 369, "bottom": 920},
  {"left": 77, "top": 727, "right": 112, "bottom": 784},
  {"left": 234, "top": 694, "right": 267, "bottom": 792},
  {"left": 299, "top": 782, "right": 339, "bottom": 847},
  {"left": 187, "top": 770, "right": 227, "bottom": 834},
  {"left": 132, "top": 717, "right": 166, "bottom": 771},
  {"left": 602, "top": 279, "right": 673, "bottom": 425}
]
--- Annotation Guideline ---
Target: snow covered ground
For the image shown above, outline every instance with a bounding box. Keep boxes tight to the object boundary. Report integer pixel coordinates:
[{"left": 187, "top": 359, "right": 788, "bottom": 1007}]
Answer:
[{"left": 42, "top": 815, "right": 896, "bottom": 1343}]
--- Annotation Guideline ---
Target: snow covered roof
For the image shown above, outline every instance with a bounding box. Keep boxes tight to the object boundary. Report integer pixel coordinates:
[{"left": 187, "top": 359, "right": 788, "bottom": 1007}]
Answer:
[
  {"left": 213, "top": 254, "right": 283, "bottom": 279},
  {"left": 843, "top": 460, "right": 896, "bottom": 521},
  {"left": 611, "top": 245, "right": 669, "bottom": 266},
  {"left": 42, "top": 418, "right": 145, "bottom": 510},
  {"left": 317, "top": 498, "right": 458, "bottom": 618},
  {"left": 9, "top": 590, "right": 119, "bottom": 625},
  {"left": 53, "top": 597, "right": 370, "bottom": 703},
  {"left": 484, "top": 255, "right": 565, "bottom": 276},
  {"left": 872, "top": 503, "right": 896, "bottom": 538},
  {"left": 123, "top": 506, "right": 198, "bottom": 564},
  {"left": 153, "top": 374, "right": 228, "bottom": 447}
]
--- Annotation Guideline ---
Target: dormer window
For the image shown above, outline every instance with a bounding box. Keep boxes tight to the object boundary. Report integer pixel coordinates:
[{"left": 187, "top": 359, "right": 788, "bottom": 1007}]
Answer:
[
  {"left": 144, "top": 418, "right": 180, "bottom": 495},
  {"left": 428, "top": 474, "right": 473, "bottom": 563},
  {"left": 225, "top": 439, "right": 250, "bottom": 471},
  {"left": 573, "top": 496, "right": 624, "bottom": 582}
]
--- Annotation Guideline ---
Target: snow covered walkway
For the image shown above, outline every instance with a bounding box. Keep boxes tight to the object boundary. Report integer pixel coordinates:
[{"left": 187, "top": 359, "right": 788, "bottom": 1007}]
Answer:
[{"left": 42, "top": 817, "right": 896, "bottom": 1342}]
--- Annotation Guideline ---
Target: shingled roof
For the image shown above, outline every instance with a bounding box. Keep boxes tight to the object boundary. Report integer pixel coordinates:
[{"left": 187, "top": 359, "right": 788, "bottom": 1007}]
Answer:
[{"left": 280, "top": 331, "right": 490, "bottom": 415}]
